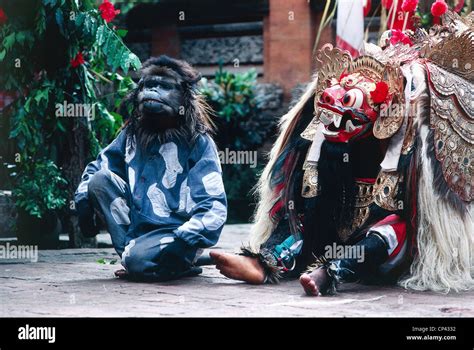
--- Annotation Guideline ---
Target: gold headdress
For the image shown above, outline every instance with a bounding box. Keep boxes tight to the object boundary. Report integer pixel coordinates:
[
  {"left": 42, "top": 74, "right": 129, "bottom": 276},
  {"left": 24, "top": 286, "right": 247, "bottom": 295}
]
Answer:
[{"left": 309, "top": 44, "right": 406, "bottom": 140}]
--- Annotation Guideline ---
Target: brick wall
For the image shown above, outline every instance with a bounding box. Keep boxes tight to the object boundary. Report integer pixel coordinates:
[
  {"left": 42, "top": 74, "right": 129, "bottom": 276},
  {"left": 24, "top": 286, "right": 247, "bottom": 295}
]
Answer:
[
  {"left": 151, "top": 24, "right": 180, "bottom": 58},
  {"left": 263, "top": 0, "right": 314, "bottom": 100},
  {"left": 145, "top": 0, "right": 336, "bottom": 101}
]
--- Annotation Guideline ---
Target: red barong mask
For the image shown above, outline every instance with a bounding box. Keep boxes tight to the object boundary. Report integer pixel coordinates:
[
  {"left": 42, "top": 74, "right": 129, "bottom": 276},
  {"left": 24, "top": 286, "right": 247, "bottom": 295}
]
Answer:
[
  {"left": 304, "top": 45, "right": 406, "bottom": 144},
  {"left": 317, "top": 73, "right": 380, "bottom": 143}
]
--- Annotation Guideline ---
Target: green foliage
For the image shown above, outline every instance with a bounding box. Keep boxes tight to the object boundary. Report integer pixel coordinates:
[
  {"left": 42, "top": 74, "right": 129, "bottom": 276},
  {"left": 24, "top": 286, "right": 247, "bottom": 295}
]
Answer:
[
  {"left": 95, "top": 24, "right": 140, "bottom": 74},
  {"left": 199, "top": 68, "right": 265, "bottom": 211},
  {"left": 0, "top": 0, "right": 141, "bottom": 218},
  {"left": 12, "top": 159, "right": 68, "bottom": 218},
  {"left": 199, "top": 67, "right": 266, "bottom": 150}
]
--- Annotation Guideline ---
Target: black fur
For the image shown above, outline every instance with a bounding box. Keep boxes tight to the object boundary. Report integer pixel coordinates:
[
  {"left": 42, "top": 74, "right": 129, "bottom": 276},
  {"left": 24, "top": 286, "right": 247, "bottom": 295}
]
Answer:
[
  {"left": 300, "top": 132, "right": 386, "bottom": 263},
  {"left": 122, "top": 55, "right": 213, "bottom": 151},
  {"left": 301, "top": 141, "right": 356, "bottom": 261}
]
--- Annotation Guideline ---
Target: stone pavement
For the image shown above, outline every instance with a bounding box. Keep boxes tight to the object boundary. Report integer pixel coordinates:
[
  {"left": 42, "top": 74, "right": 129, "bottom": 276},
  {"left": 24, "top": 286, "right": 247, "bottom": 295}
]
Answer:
[{"left": 1, "top": 224, "right": 473, "bottom": 317}]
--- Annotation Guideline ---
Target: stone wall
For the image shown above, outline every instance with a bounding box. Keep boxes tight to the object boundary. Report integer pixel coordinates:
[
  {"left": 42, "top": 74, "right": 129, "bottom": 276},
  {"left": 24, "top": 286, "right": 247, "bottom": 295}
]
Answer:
[
  {"left": 254, "top": 82, "right": 283, "bottom": 110},
  {"left": 181, "top": 35, "right": 263, "bottom": 65},
  {"left": 254, "top": 83, "right": 286, "bottom": 154}
]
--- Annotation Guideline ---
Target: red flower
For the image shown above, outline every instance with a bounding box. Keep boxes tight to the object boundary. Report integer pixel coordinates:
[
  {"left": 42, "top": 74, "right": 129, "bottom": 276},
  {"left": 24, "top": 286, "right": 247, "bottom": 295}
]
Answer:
[
  {"left": 99, "top": 0, "right": 120, "bottom": 23},
  {"left": 0, "top": 8, "right": 7, "bottom": 25},
  {"left": 70, "top": 52, "right": 85, "bottom": 68},
  {"left": 370, "top": 82, "right": 390, "bottom": 104},
  {"left": 390, "top": 29, "right": 413, "bottom": 46},
  {"left": 431, "top": 0, "right": 448, "bottom": 17},
  {"left": 401, "top": 0, "right": 418, "bottom": 12}
]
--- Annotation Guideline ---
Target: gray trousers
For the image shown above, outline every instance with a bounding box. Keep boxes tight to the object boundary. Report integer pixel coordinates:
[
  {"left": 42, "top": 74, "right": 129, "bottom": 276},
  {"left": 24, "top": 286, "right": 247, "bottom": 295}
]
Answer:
[{"left": 87, "top": 169, "right": 201, "bottom": 281}]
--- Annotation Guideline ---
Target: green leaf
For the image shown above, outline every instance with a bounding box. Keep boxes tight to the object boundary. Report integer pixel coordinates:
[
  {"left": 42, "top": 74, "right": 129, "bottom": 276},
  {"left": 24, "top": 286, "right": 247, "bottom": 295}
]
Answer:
[
  {"left": 97, "top": 103, "right": 115, "bottom": 123},
  {"left": 36, "top": 7, "right": 47, "bottom": 35},
  {"left": 105, "top": 36, "right": 119, "bottom": 67},
  {"left": 112, "top": 46, "right": 125, "bottom": 71},
  {"left": 97, "top": 258, "right": 118, "bottom": 265},
  {"left": 119, "top": 49, "right": 130, "bottom": 74},
  {"left": 96, "top": 25, "right": 106, "bottom": 45},
  {"left": 24, "top": 98, "right": 32, "bottom": 113},
  {"left": 129, "top": 53, "right": 141, "bottom": 70},
  {"left": 109, "top": 111, "right": 123, "bottom": 125},
  {"left": 34, "top": 89, "right": 49, "bottom": 105},
  {"left": 116, "top": 29, "right": 128, "bottom": 38},
  {"left": 3, "top": 33, "right": 16, "bottom": 51},
  {"left": 75, "top": 12, "right": 84, "bottom": 28},
  {"left": 83, "top": 13, "right": 97, "bottom": 39},
  {"left": 97, "top": 25, "right": 142, "bottom": 71},
  {"left": 0, "top": 50, "right": 5, "bottom": 61},
  {"left": 83, "top": 69, "right": 96, "bottom": 99}
]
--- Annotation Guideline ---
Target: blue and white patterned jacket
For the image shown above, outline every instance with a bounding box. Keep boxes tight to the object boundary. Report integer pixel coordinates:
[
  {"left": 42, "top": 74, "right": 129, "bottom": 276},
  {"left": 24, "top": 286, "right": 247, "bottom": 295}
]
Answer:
[{"left": 75, "top": 128, "right": 227, "bottom": 248}]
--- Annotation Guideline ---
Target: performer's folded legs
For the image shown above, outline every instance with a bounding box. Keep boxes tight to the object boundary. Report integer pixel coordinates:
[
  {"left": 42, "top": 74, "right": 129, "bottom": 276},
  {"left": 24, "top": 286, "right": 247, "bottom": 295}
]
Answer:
[
  {"left": 87, "top": 169, "right": 131, "bottom": 256},
  {"left": 121, "top": 231, "right": 202, "bottom": 281}
]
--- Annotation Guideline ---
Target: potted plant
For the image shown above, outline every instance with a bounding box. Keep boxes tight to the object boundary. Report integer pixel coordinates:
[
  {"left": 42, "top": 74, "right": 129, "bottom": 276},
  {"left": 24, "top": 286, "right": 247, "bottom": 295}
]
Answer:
[{"left": 12, "top": 159, "right": 67, "bottom": 248}]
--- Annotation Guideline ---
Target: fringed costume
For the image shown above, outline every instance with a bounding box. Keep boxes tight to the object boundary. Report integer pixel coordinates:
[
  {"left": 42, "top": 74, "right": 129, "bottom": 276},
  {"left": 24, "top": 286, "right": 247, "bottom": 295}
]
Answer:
[{"left": 245, "top": 11, "right": 474, "bottom": 294}]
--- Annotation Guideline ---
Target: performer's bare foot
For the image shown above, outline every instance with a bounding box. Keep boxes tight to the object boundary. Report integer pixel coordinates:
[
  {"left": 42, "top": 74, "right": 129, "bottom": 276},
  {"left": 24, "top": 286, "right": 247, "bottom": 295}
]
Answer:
[
  {"left": 210, "top": 251, "right": 265, "bottom": 284},
  {"left": 300, "top": 268, "right": 329, "bottom": 296},
  {"left": 114, "top": 269, "right": 128, "bottom": 279}
]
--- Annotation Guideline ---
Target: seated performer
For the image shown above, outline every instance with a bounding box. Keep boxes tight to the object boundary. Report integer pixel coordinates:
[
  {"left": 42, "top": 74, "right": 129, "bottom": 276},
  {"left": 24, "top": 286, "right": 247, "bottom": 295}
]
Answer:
[
  {"left": 75, "top": 56, "right": 227, "bottom": 281},
  {"left": 211, "top": 11, "right": 474, "bottom": 295}
]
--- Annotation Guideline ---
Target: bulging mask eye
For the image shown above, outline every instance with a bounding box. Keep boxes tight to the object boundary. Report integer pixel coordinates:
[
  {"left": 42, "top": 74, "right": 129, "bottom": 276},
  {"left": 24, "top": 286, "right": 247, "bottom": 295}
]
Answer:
[{"left": 342, "top": 89, "right": 363, "bottom": 109}]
